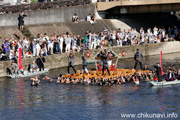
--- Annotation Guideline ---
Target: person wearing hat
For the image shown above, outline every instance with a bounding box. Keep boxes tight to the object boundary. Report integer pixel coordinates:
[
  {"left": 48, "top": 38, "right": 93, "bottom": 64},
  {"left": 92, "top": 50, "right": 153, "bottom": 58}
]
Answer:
[
  {"left": 134, "top": 49, "right": 144, "bottom": 70},
  {"left": 66, "top": 50, "right": 76, "bottom": 74},
  {"left": 82, "top": 52, "right": 89, "bottom": 75}
]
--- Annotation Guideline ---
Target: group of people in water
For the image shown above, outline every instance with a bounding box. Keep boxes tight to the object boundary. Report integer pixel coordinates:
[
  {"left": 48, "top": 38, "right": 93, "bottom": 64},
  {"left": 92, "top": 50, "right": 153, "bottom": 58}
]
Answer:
[
  {"left": 30, "top": 48, "right": 180, "bottom": 86},
  {"left": 31, "top": 66, "right": 180, "bottom": 86}
]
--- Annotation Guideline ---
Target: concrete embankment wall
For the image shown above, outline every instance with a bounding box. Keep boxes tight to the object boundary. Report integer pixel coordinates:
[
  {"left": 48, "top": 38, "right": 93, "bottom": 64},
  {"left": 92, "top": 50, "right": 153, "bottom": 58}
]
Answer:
[
  {"left": 0, "top": 41, "right": 180, "bottom": 77},
  {"left": 0, "top": 4, "right": 95, "bottom": 26}
]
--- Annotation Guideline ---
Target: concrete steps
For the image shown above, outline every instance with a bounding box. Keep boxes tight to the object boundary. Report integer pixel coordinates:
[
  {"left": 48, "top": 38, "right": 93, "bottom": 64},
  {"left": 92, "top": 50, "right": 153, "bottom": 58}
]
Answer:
[
  {"left": 0, "top": 26, "right": 24, "bottom": 43},
  {"left": 64, "top": 20, "right": 116, "bottom": 36},
  {"left": 66, "top": 21, "right": 105, "bottom": 36},
  {"left": 21, "top": 26, "right": 34, "bottom": 41},
  {"left": 26, "top": 20, "right": 117, "bottom": 37}
]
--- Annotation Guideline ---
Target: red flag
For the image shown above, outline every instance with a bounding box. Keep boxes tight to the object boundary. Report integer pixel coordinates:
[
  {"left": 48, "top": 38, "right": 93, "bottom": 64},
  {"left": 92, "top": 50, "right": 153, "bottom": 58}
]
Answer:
[
  {"left": 160, "top": 51, "right": 164, "bottom": 75},
  {"left": 19, "top": 47, "right": 23, "bottom": 70}
]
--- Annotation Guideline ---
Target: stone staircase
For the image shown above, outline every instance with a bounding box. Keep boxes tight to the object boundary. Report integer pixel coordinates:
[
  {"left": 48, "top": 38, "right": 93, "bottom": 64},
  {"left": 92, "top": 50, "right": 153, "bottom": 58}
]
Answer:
[
  {"left": 22, "top": 20, "right": 117, "bottom": 38},
  {"left": 64, "top": 20, "right": 116, "bottom": 37},
  {"left": 20, "top": 26, "right": 34, "bottom": 41}
]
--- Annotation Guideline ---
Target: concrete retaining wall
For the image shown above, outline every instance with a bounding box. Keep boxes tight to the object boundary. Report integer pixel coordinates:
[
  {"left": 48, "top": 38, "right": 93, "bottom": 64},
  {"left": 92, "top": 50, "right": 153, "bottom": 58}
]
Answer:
[
  {"left": 0, "top": 41, "right": 180, "bottom": 77},
  {"left": 0, "top": 4, "right": 95, "bottom": 26}
]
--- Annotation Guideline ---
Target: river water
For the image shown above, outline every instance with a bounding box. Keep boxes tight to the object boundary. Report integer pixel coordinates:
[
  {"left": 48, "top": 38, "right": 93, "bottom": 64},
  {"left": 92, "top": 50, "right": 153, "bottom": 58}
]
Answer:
[{"left": 0, "top": 53, "right": 180, "bottom": 120}]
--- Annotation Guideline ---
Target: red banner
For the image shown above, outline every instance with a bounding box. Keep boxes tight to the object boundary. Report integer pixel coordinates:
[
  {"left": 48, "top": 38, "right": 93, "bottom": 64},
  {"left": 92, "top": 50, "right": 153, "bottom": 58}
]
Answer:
[
  {"left": 19, "top": 47, "right": 23, "bottom": 70},
  {"left": 160, "top": 51, "right": 164, "bottom": 76}
]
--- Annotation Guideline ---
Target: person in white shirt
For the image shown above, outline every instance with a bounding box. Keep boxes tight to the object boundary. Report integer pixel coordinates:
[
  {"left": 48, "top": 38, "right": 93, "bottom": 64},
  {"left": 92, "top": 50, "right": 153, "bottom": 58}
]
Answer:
[
  {"left": 147, "top": 28, "right": 151, "bottom": 35},
  {"left": 86, "top": 13, "right": 94, "bottom": 24},
  {"left": 140, "top": 27, "right": 144, "bottom": 36},
  {"left": 32, "top": 39, "right": 37, "bottom": 57},
  {"left": 48, "top": 39, "right": 53, "bottom": 55},
  {"left": 72, "top": 35, "right": 77, "bottom": 51},
  {"left": 91, "top": 32, "right": 97, "bottom": 49},
  {"left": 65, "top": 35, "right": 71, "bottom": 53},
  {"left": 119, "top": 32, "right": 124, "bottom": 40},
  {"left": 162, "top": 28, "right": 166, "bottom": 38},
  {"left": 153, "top": 26, "right": 158, "bottom": 36},
  {"left": 43, "top": 33, "right": 49, "bottom": 42},
  {"left": 36, "top": 42, "right": 41, "bottom": 56},
  {"left": 87, "top": 14, "right": 91, "bottom": 21},
  {"left": 23, "top": 37, "right": 29, "bottom": 51},
  {"left": 124, "top": 33, "right": 128, "bottom": 45},
  {"left": 88, "top": 31, "right": 92, "bottom": 44},
  {"left": 141, "top": 34, "right": 145, "bottom": 43},
  {"left": 108, "top": 60, "right": 112, "bottom": 68},
  {"left": 131, "top": 38, "right": 135, "bottom": 45},
  {"left": 117, "top": 38, "right": 122, "bottom": 46},
  {"left": 9, "top": 49, "right": 15, "bottom": 60},
  {"left": 100, "top": 32, "right": 105, "bottom": 41},
  {"left": 72, "top": 13, "right": 79, "bottom": 23},
  {"left": 110, "top": 31, "right": 116, "bottom": 46},
  {"left": 58, "top": 35, "right": 64, "bottom": 54},
  {"left": 149, "top": 32, "right": 154, "bottom": 43}
]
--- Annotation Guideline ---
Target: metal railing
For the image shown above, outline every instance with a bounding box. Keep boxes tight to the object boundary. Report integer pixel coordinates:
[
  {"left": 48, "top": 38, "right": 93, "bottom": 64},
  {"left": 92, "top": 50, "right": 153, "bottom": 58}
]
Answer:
[{"left": 0, "top": 0, "right": 91, "bottom": 14}]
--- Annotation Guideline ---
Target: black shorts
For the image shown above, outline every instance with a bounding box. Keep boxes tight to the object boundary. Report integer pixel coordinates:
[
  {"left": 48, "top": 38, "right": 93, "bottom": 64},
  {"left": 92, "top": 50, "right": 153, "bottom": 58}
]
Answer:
[{"left": 18, "top": 21, "right": 24, "bottom": 26}]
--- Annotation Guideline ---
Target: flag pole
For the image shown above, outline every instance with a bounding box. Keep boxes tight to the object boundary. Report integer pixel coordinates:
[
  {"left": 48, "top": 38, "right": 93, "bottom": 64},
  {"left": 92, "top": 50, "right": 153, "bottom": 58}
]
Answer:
[{"left": 160, "top": 50, "right": 164, "bottom": 75}]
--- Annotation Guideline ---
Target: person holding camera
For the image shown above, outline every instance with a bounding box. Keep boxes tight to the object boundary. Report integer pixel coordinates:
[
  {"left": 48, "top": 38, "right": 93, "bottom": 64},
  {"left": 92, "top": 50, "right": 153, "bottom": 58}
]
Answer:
[{"left": 18, "top": 11, "right": 27, "bottom": 31}]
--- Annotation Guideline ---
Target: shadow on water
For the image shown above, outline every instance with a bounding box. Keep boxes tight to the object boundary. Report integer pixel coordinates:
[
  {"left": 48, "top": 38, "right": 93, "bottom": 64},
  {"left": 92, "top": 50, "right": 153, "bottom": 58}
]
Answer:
[{"left": 0, "top": 53, "right": 180, "bottom": 119}]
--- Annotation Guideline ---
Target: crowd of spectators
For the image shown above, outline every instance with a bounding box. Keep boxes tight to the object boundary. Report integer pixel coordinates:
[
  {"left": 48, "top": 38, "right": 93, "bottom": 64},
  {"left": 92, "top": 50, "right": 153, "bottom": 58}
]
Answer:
[{"left": 0, "top": 26, "right": 178, "bottom": 61}]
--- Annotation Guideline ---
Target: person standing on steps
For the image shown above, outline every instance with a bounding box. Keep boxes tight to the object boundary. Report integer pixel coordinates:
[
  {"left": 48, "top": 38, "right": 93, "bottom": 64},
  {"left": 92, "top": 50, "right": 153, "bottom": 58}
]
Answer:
[
  {"left": 18, "top": 11, "right": 27, "bottom": 31},
  {"left": 66, "top": 50, "right": 76, "bottom": 74},
  {"left": 134, "top": 49, "right": 144, "bottom": 70}
]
